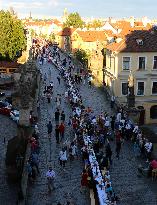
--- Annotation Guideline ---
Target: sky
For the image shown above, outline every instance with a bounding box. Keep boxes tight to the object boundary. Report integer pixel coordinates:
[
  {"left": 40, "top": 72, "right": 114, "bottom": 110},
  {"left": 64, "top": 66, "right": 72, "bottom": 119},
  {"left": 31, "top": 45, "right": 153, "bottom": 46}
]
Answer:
[{"left": 0, "top": 0, "right": 157, "bottom": 19}]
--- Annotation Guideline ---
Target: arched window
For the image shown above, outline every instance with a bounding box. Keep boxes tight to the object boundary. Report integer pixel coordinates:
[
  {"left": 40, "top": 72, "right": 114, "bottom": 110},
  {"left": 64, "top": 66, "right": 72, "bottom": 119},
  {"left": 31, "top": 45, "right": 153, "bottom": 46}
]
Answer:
[{"left": 150, "top": 105, "right": 157, "bottom": 119}]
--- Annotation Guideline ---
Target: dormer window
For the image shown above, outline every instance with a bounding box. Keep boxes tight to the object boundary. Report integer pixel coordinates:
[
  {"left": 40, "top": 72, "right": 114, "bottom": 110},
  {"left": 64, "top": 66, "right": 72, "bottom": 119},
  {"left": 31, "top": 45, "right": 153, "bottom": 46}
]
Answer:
[{"left": 136, "top": 39, "right": 143, "bottom": 46}]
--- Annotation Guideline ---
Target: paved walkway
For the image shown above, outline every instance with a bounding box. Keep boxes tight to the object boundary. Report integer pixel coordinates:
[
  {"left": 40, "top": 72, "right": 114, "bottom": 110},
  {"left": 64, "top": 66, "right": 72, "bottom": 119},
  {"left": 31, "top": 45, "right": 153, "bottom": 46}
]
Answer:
[
  {"left": 79, "top": 83, "right": 157, "bottom": 205},
  {"left": 27, "top": 58, "right": 90, "bottom": 205},
  {"left": 27, "top": 50, "right": 157, "bottom": 205},
  {"left": 0, "top": 115, "right": 18, "bottom": 205}
]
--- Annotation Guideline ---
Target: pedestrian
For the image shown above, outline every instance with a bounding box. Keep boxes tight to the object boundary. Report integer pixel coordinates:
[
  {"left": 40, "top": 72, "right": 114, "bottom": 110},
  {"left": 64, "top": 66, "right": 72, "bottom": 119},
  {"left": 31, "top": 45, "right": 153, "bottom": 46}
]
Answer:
[
  {"left": 110, "top": 115, "right": 115, "bottom": 131},
  {"left": 55, "top": 125, "right": 60, "bottom": 144},
  {"left": 47, "top": 121, "right": 52, "bottom": 139},
  {"left": 55, "top": 109, "right": 60, "bottom": 125},
  {"left": 115, "top": 140, "right": 122, "bottom": 160},
  {"left": 110, "top": 95, "right": 115, "bottom": 109},
  {"left": 80, "top": 169, "right": 88, "bottom": 193},
  {"left": 56, "top": 94, "right": 61, "bottom": 109},
  {"left": 106, "top": 143, "right": 112, "bottom": 165},
  {"left": 59, "top": 148, "right": 67, "bottom": 168},
  {"left": 57, "top": 76, "right": 60, "bottom": 84},
  {"left": 59, "top": 122, "right": 65, "bottom": 142},
  {"left": 46, "top": 167, "right": 55, "bottom": 192},
  {"left": 31, "top": 152, "right": 40, "bottom": 174},
  {"left": 61, "top": 111, "right": 65, "bottom": 122}
]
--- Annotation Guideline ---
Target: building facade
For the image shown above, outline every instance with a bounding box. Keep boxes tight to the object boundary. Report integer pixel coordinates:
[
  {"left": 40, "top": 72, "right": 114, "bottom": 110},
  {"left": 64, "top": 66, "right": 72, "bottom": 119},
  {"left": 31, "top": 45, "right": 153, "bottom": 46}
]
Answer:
[{"left": 105, "top": 30, "right": 157, "bottom": 124}]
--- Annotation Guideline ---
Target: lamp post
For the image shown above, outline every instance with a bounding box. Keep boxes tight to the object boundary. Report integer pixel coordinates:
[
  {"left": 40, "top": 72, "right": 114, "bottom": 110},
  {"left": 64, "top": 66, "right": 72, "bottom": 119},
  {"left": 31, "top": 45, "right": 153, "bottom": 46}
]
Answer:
[
  {"left": 102, "top": 68, "right": 106, "bottom": 86},
  {"left": 127, "top": 71, "right": 135, "bottom": 108}
]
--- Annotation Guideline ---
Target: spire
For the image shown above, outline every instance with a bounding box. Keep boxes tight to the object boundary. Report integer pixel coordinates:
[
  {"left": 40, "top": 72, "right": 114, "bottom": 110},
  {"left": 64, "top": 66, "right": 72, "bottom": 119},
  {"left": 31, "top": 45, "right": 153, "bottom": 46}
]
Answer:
[{"left": 29, "top": 11, "right": 32, "bottom": 19}]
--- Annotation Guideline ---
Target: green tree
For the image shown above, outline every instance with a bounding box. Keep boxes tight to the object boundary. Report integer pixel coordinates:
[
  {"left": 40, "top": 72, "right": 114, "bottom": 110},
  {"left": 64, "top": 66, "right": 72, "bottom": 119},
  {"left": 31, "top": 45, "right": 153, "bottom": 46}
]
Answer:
[
  {"left": 86, "top": 19, "right": 103, "bottom": 29},
  {"left": 74, "top": 49, "right": 90, "bottom": 68},
  {"left": 0, "top": 10, "right": 26, "bottom": 60},
  {"left": 48, "top": 33, "right": 56, "bottom": 42},
  {"left": 30, "top": 29, "right": 37, "bottom": 38},
  {"left": 64, "top": 12, "right": 84, "bottom": 28}
]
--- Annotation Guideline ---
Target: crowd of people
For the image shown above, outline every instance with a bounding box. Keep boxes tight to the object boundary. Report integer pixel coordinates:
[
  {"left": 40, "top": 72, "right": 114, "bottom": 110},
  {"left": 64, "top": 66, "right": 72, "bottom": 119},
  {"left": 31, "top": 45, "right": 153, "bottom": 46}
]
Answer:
[{"left": 25, "top": 40, "right": 157, "bottom": 205}]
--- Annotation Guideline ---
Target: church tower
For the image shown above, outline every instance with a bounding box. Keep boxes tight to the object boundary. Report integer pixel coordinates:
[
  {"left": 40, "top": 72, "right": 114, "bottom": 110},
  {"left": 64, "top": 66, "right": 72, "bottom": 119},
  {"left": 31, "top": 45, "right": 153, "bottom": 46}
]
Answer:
[{"left": 62, "top": 8, "right": 68, "bottom": 23}]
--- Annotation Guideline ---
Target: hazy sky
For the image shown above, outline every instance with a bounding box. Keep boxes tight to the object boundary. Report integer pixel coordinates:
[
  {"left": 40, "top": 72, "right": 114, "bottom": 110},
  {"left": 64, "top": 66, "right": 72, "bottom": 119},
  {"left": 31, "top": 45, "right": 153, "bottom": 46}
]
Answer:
[{"left": 0, "top": 0, "right": 157, "bottom": 19}]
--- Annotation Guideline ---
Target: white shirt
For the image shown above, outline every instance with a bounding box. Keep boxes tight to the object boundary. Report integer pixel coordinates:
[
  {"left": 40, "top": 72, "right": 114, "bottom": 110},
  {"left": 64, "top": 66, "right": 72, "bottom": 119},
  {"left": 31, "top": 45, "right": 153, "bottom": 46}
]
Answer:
[
  {"left": 125, "top": 123, "right": 131, "bottom": 130},
  {"left": 72, "top": 145, "right": 77, "bottom": 156},
  {"left": 144, "top": 142, "right": 152, "bottom": 153},
  {"left": 46, "top": 170, "right": 55, "bottom": 178},
  {"left": 116, "top": 113, "right": 121, "bottom": 122},
  {"left": 133, "top": 126, "right": 139, "bottom": 133},
  {"left": 59, "top": 151, "right": 67, "bottom": 161},
  {"left": 105, "top": 120, "right": 110, "bottom": 127}
]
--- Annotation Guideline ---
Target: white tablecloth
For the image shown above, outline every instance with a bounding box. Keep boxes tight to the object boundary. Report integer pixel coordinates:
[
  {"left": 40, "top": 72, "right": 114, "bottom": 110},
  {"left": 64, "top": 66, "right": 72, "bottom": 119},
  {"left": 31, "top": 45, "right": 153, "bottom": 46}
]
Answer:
[{"left": 84, "top": 136, "right": 108, "bottom": 205}]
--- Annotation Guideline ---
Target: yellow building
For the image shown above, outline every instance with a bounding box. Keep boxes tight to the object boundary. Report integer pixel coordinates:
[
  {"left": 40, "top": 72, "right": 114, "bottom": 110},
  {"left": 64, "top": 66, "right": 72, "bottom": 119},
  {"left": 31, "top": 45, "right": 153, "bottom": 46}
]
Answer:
[
  {"left": 56, "top": 28, "right": 107, "bottom": 52},
  {"left": 105, "top": 29, "right": 157, "bottom": 124}
]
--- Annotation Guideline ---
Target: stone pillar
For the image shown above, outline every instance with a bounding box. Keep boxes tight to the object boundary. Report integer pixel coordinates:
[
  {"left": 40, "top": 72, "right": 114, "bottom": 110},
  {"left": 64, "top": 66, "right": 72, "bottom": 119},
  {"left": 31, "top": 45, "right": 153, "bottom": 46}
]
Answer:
[{"left": 19, "top": 107, "right": 31, "bottom": 127}]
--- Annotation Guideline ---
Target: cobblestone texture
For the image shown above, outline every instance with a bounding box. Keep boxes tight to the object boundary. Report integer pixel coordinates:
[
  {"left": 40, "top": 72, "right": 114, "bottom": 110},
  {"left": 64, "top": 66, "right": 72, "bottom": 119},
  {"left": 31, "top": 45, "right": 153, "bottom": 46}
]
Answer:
[
  {"left": 26, "top": 51, "right": 157, "bottom": 205},
  {"left": 0, "top": 115, "right": 18, "bottom": 205},
  {"left": 27, "top": 58, "right": 90, "bottom": 205},
  {"left": 79, "top": 83, "right": 157, "bottom": 205}
]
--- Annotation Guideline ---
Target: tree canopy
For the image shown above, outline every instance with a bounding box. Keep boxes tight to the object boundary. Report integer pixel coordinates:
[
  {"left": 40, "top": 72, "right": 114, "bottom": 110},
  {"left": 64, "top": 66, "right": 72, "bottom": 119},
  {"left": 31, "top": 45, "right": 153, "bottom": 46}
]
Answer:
[
  {"left": 74, "top": 49, "right": 90, "bottom": 68},
  {"left": 0, "top": 10, "right": 26, "bottom": 60},
  {"left": 64, "top": 12, "right": 84, "bottom": 28},
  {"left": 86, "top": 19, "right": 103, "bottom": 29}
]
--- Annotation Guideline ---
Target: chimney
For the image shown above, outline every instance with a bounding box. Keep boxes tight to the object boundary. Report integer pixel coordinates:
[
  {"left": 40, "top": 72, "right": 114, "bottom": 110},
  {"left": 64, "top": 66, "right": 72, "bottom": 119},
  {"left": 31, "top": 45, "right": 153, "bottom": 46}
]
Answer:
[{"left": 129, "top": 16, "right": 134, "bottom": 28}]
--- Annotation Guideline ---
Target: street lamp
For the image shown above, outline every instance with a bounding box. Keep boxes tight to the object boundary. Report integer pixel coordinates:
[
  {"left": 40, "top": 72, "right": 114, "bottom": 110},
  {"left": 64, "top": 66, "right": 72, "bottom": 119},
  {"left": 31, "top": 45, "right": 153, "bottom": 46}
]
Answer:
[
  {"left": 127, "top": 71, "right": 135, "bottom": 108},
  {"left": 102, "top": 68, "right": 106, "bottom": 86}
]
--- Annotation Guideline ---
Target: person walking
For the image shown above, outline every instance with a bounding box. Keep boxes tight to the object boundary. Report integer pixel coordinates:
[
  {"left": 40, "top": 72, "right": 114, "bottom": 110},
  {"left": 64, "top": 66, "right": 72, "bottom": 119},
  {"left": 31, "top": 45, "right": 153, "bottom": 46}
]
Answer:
[
  {"left": 110, "top": 95, "right": 115, "bottom": 109},
  {"left": 55, "top": 125, "right": 60, "bottom": 144},
  {"left": 55, "top": 109, "right": 60, "bottom": 125},
  {"left": 47, "top": 121, "right": 52, "bottom": 139},
  {"left": 61, "top": 111, "right": 65, "bottom": 122},
  {"left": 116, "top": 140, "right": 122, "bottom": 160},
  {"left": 46, "top": 167, "right": 55, "bottom": 192},
  {"left": 59, "top": 122, "right": 65, "bottom": 142},
  {"left": 59, "top": 148, "right": 67, "bottom": 168},
  {"left": 106, "top": 143, "right": 112, "bottom": 165}
]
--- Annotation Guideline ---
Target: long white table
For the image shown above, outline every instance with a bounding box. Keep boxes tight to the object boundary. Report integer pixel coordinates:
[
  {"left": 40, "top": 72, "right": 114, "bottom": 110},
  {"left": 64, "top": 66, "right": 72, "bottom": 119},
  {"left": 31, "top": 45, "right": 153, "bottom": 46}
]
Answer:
[{"left": 84, "top": 136, "right": 109, "bottom": 205}]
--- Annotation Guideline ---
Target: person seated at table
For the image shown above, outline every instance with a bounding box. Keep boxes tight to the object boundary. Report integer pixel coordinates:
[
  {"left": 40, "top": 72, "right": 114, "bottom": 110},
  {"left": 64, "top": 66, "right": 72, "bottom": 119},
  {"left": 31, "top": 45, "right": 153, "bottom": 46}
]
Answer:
[
  {"left": 80, "top": 169, "right": 88, "bottom": 193},
  {"left": 100, "top": 154, "right": 109, "bottom": 170},
  {"left": 104, "top": 171, "right": 110, "bottom": 181},
  {"left": 105, "top": 183, "right": 113, "bottom": 194}
]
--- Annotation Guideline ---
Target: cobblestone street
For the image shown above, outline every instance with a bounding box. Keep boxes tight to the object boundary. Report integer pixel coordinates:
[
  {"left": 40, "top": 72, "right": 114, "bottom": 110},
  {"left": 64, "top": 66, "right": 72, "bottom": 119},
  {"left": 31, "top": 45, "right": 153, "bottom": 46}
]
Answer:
[
  {"left": 26, "top": 51, "right": 157, "bottom": 205},
  {"left": 27, "top": 59, "right": 90, "bottom": 205},
  {"left": 80, "top": 84, "right": 157, "bottom": 205},
  {"left": 0, "top": 115, "right": 18, "bottom": 205}
]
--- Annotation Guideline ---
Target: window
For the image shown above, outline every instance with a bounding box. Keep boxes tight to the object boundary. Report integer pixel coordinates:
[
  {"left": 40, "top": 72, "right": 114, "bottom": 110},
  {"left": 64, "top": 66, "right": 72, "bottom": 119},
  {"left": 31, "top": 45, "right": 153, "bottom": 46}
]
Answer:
[
  {"left": 137, "top": 82, "right": 144, "bottom": 95},
  {"left": 153, "top": 56, "right": 157, "bottom": 69},
  {"left": 122, "top": 57, "right": 131, "bottom": 70},
  {"left": 138, "top": 57, "right": 146, "bottom": 70},
  {"left": 121, "top": 82, "right": 128, "bottom": 95},
  {"left": 150, "top": 105, "right": 157, "bottom": 119},
  {"left": 152, "top": 82, "right": 157, "bottom": 94}
]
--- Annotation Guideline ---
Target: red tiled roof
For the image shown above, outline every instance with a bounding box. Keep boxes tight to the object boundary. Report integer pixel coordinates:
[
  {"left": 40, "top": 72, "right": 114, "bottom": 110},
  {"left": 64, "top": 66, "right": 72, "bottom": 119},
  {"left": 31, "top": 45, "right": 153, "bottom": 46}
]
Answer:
[
  {"left": 0, "top": 61, "right": 20, "bottom": 68},
  {"left": 75, "top": 31, "right": 107, "bottom": 42},
  {"left": 57, "top": 28, "right": 77, "bottom": 36},
  {"left": 104, "top": 30, "right": 115, "bottom": 37},
  {"left": 106, "top": 29, "right": 157, "bottom": 52}
]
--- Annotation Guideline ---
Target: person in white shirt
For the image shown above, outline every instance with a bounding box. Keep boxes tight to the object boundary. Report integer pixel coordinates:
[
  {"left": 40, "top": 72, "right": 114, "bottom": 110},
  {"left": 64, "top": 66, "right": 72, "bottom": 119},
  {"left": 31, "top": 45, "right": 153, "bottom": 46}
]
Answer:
[
  {"left": 59, "top": 148, "right": 67, "bottom": 168},
  {"left": 111, "top": 95, "right": 115, "bottom": 108},
  {"left": 144, "top": 141, "right": 153, "bottom": 162},
  {"left": 46, "top": 167, "right": 55, "bottom": 192},
  {"left": 116, "top": 112, "right": 121, "bottom": 122}
]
